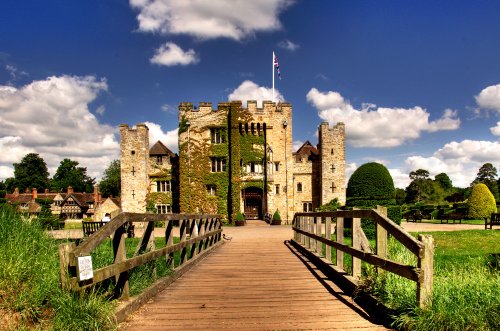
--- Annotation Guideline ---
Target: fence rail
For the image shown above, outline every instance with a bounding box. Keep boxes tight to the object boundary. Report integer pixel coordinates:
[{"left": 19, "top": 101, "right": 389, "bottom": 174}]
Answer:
[
  {"left": 59, "top": 212, "right": 223, "bottom": 304},
  {"left": 292, "top": 206, "right": 433, "bottom": 309}
]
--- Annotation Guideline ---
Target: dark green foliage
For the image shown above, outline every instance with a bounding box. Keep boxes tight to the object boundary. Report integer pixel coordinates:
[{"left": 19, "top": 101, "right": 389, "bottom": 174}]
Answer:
[
  {"left": 235, "top": 212, "right": 245, "bottom": 221},
  {"left": 347, "top": 162, "right": 395, "bottom": 199},
  {"left": 51, "top": 158, "right": 95, "bottom": 193},
  {"left": 435, "top": 172, "right": 452, "bottom": 189},
  {"left": 35, "top": 198, "right": 62, "bottom": 229},
  {"left": 395, "top": 188, "right": 406, "bottom": 205},
  {"left": 316, "top": 198, "right": 341, "bottom": 212},
  {"left": 99, "top": 159, "right": 121, "bottom": 198},
  {"left": 12, "top": 153, "right": 50, "bottom": 192}
]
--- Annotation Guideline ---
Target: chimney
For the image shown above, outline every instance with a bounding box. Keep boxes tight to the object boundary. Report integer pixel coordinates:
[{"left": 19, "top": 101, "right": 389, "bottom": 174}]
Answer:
[
  {"left": 93, "top": 186, "right": 100, "bottom": 204},
  {"left": 32, "top": 188, "right": 38, "bottom": 199},
  {"left": 67, "top": 186, "right": 74, "bottom": 194},
  {"left": 14, "top": 187, "right": 19, "bottom": 197}
]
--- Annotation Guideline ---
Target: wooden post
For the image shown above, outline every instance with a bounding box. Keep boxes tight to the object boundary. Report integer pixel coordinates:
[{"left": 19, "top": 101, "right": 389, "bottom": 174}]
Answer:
[
  {"left": 197, "top": 218, "right": 206, "bottom": 254},
  {"left": 165, "top": 220, "right": 174, "bottom": 270},
  {"left": 325, "top": 217, "right": 331, "bottom": 262},
  {"left": 58, "top": 242, "right": 76, "bottom": 290},
  {"left": 376, "top": 206, "right": 388, "bottom": 276},
  {"left": 352, "top": 215, "right": 361, "bottom": 279},
  {"left": 336, "top": 216, "right": 344, "bottom": 269},
  {"left": 316, "top": 216, "right": 322, "bottom": 255},
  {"left": 113, "top": 225, "right": 129, "bottom": 299},
  {"left": 180, "top": 219, "right": 188, "bottom": 265},
  {"left": 190, "top": 219, "right": 198, "bottom": 259},
  {"left": 417, "top": 234, "right": 434, "bottom": 309},
  {"left": 305, "top": 217, "right": 311, "bottom": 249}
]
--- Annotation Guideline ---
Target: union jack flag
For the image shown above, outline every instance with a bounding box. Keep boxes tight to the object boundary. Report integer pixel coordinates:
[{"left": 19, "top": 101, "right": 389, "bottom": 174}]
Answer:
[{"left": 273, "top": 52, "right": 281, "bottom": 80}]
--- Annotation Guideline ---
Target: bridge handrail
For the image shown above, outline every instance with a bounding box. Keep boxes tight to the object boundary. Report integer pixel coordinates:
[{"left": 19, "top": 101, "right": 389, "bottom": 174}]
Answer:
[
  {"left": 59, "top": 212, "right": 223, "bottom": 301},
  {"left": 292, "top": 207, "right": 433, "bottom": 309}
]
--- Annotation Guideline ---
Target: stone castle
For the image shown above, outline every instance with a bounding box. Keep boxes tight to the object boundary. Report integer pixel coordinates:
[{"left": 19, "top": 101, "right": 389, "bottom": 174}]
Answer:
[{"left": 120, "top": 100, "right": 345, "bottom": 223}]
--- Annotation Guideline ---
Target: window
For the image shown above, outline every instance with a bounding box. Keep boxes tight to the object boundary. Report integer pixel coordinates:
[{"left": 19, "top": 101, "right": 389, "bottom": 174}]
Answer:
[
  {"left": 207, "top": 185, "right": 216, "bottom": 196},
  {"left": 156, "top": 155, "right": 163, "bottom": 164},
  {"left": 156, "top": 180, "right": 171, "bottom": 192},
  {"left": 210, "top": 128, "right": 225, "bottom": 144},
  {"left": 297, "top": 182, "right": 302, "bottom": 192},
  {"left": 274, "top": 162, "right": 280, "bottom": 172},
  {"left": 303, "top": 202, "right": 313, "bottom": 212},
  {"left": 156, "top": 204, "right": 171, "bottom": 214},
  {"left": 275, "top": 184, "right": 280, "bottom": 195},
  {"left": 211, "top": 157, "right": 226, "bottom": 172},
  {"left": 246, "top": 162, "right": 262, "bottom": 174}
]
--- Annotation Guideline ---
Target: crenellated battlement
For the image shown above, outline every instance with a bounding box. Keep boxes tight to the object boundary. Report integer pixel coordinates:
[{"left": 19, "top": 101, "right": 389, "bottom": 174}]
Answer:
[{"left": 178, "top": 100, "right": 292, "bottom": 116}]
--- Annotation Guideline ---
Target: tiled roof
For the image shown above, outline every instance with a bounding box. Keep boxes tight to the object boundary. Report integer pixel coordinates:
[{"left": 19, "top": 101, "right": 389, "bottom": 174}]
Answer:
[
  {"left": 293, "top": 140, "right": 319, "bottom": 161},
  {"left": 150, "top": 140, "right": 176, "bottom": 157}
]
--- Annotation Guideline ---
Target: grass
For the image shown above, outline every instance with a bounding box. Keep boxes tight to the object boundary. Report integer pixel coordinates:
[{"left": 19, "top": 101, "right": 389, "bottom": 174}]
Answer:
[
  {"left": 403, "top": 218, "right": 485, "bottom": 225},
  {"left": 0, "top": 205, "right": 116, "bottom": 330},
  {"left": 359, "top": 230, "right": 500, "bottom": 330}
]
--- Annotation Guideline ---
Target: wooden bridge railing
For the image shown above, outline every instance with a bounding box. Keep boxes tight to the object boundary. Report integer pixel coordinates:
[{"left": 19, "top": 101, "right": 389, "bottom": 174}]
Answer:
[
  {"left": 292, "top": 206, "right": 434, "bottom": 309},
  {"left": 59, "top": 212, "right": 223, "bottom": 314}
]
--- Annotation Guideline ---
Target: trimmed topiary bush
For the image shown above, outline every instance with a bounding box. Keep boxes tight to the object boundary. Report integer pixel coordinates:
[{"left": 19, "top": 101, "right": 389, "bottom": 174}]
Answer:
[
  {"left": 467, "top": 183, "right": 497, "bottom": 219},
  {"left": 347, "top": 162, "right": 395, "bottom": 200},
  {"left": 271, "top": 210, "right": 281, "bottom": 225}
]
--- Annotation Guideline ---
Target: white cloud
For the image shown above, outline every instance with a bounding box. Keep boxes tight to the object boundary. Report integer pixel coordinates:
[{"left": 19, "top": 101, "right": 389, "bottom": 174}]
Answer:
[
  {"left": 306, "top": 88, "right": 460, "bottom": 148},
  {"left": 144, "top": 121, "right": 179, "bottom": 153},
  {"left": 0, "top": 75, "right": 119, "bottom": 181},
  {"left": 278, "top": 39, "right": 299, "bottom": 51},
  {"left": 96, "top": 105, "right": 106, "bottom": 115},
  {"left": 150, "top": 42, "right": 199, "bottom": 66},
  {"left": 292, "top": 140, "right": 303, "bottom": 152},
  {"left": 475, "top": 84, "right": 500, "bottom": 112},
  {"left": 228, "top": 80, "right": 284, "bottom": 106},
  {"left": 130, "top": 0, "right": 293, "bottom": 40},
  {"left": 403, "top": 140, "right": 500, "bottom": 188},
  {"left": 490, "top": 121, "right": 500, "bottom": 136}
]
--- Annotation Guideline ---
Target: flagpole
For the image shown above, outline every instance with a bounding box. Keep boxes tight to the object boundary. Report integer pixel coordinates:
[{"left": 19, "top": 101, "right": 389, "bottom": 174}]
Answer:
[{"left": 272, "top": 51, "right": 275, "bottom": 102}]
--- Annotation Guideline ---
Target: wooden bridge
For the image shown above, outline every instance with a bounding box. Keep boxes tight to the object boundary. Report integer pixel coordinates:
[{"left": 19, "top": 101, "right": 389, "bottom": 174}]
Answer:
[{"left": 59, "top": 209, "right": 434, "bottom": 330}]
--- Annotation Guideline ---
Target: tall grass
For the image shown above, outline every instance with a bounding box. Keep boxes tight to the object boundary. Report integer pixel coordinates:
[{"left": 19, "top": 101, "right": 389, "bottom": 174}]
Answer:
[
  {"left": 0, "top": 205, "right": 115, "bottom": 330},
  {"left": 360, "top": 235, "right": 500, "bottom": 330}
]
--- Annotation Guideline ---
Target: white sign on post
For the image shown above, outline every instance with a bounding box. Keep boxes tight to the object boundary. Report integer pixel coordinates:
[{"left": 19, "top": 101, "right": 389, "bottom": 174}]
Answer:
[{"left": 77, "top": 256, "right": 93, "bottom": 281}]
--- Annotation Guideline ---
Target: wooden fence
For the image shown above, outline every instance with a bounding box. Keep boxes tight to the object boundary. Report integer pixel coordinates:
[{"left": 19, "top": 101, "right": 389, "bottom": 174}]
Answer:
[
  {"left": 292, "top": 206, "right": 434, "bottom": 309},
  {"left": 59, "top": 212, "right": 223, "bottom": 320}
]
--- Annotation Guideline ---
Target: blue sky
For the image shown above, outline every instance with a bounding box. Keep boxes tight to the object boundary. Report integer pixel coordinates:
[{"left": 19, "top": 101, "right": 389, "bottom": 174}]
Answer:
[{"left": 1, "top": 0, "right": 499, "bottom": 189}]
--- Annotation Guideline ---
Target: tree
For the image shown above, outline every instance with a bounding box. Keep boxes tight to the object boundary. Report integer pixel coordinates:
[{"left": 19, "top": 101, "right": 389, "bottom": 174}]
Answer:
[
  {"left": 472, "top": 163, "right": 499, "bottom": 200},
  {"left": 99, "top": 160, "right": 121, "bottom": 198},
  {"left": 51, "top": 158, "right": 95, "bottom": 193},
  {"left": 13, "top": 153, "right": 50, "bottom": 192},
  {"left": 347, "top": 162, "right": 395, "bottom": 201},
  {"left": 409, "top": 169, "right": 430, "bottom": 181},
  {"left": 434, "top": 173, "right": 452, "bottom": 190},
  {"left": 467, "top": 183, "right": 497, "bottom": 219}
]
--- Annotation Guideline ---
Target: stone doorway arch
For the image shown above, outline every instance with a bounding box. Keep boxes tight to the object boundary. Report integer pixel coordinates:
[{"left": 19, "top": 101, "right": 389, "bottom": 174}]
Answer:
[{"left": 242, "top": 187, "right": 263, "bottom": 220}]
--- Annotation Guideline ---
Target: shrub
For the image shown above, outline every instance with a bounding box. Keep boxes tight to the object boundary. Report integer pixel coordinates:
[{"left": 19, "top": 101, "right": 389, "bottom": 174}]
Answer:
[
  {"left": 272, "top": 210, "right": 281, "bottom": 221},
  {"left": 316, "top": 198, "right": 341, "bottom": 212},
  {"left": 467, "top": 183, "right": 497, "bottom": 219},
  {"left": 235, "top": 212, "right": 245, "bottom": 221},
  {"left": 347, "top": 162, "right": 395, "bottom": 200}
]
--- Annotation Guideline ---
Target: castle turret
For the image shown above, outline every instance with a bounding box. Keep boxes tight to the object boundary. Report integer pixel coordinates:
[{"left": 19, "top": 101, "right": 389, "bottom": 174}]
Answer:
[
  {"left": 120, "top": 123, "right": 150, "bottom": 213},
  {"left": 318, "top": 122, "right": 346, "bottom": 206}
]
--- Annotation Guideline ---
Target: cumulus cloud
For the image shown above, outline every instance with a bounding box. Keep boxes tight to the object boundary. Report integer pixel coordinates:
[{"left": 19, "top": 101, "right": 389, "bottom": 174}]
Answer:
[
  {"left": 228, "top": 80, "right": 284, "bottom": 106},
  {"left": 278, "top": 39, "right": 299, "bottom": 51},
  {"left": 306, "top": 88, "right": 461, "bottom": 148},
  {"left": 143, "top": 121, "right": 179, "bottom": 153},
  {"left": 404, "top": 140, "right": 500, "bottom": 188},
  {"left": 475, "top": 84, "right": 500, "bottom": 112},
  {"left": 491, "top": 121, "right": 500, "bottom": 136},
  {"left": 150, "top": 42, "right": 199, "bottom": 66},
  {"left": 292, "top": 140, "right": 304, "bottom": 152},
  {"left": 130, "top": 0, "right": 293, "bottom": 40},
  {"left": 0, "top": 75, "right": 119, "bottom": 181}
]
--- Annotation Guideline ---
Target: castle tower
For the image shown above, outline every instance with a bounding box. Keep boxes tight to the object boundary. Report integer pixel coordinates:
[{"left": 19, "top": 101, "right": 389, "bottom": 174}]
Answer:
[
  {"left": 318, "top": 122, "right": 346, "bottom": 205},
  {"left": 120, "top": 124, "right": 150, "bottom": 213}
]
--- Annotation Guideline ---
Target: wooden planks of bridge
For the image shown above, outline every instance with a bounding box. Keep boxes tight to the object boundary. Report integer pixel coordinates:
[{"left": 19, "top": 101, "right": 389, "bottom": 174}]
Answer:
[{"left": 121, "top": 221, "right": 388, "bottom": 330}]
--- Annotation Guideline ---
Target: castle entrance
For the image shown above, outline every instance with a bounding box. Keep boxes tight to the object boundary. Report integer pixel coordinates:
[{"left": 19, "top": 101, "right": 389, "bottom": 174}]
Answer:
[{"left": 242, "top": 187, "right": 263, "bottom": 220}]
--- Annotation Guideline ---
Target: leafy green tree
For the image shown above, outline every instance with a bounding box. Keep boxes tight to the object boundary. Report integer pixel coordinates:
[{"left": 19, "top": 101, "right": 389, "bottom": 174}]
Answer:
[
  {"left": 316, "top": 198, "right": 341, "bottom": 211},
  {"left": 347, "top": 162, "right": 395, "bottom": 200},
  {"left": 51, "top": 158, "right": 95, "bottom": 193},
  {"left": 395, "top": 188, "right": 406, "bottom": 205},
  {"left": 409, "top": 169, "right": 430, "bottom": 180},
  {"left": 99, "top": 160, "right": 121, "bottom": 198},
  {"left": 0, "top": 181, "right": 5, "bottom": 198},
  {"left": 472, "top": 163, "right": 499, "bottom": 200},
  {"left": 405, "top": 169, "right": 434, "bottom": 203},
  {"left": 467, "top": 183, "right": 497, "bottom": 219},
  {"left": 435, "top": 173, "right": 452, "bottom": 190},
  {"left": 12, "top": 153, "right": 50, "bottom": 192}
]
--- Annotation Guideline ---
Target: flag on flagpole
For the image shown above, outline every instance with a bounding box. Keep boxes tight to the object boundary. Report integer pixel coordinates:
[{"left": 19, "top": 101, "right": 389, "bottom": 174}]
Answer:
[{"left": 273, "top": 52, "right": 281, "bottom": 80}]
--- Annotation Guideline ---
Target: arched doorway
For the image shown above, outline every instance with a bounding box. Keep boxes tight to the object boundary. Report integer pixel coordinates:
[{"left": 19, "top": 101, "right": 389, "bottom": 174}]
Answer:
[{"left": 242, "top": 187, "right": 263, "bottom": 220}]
